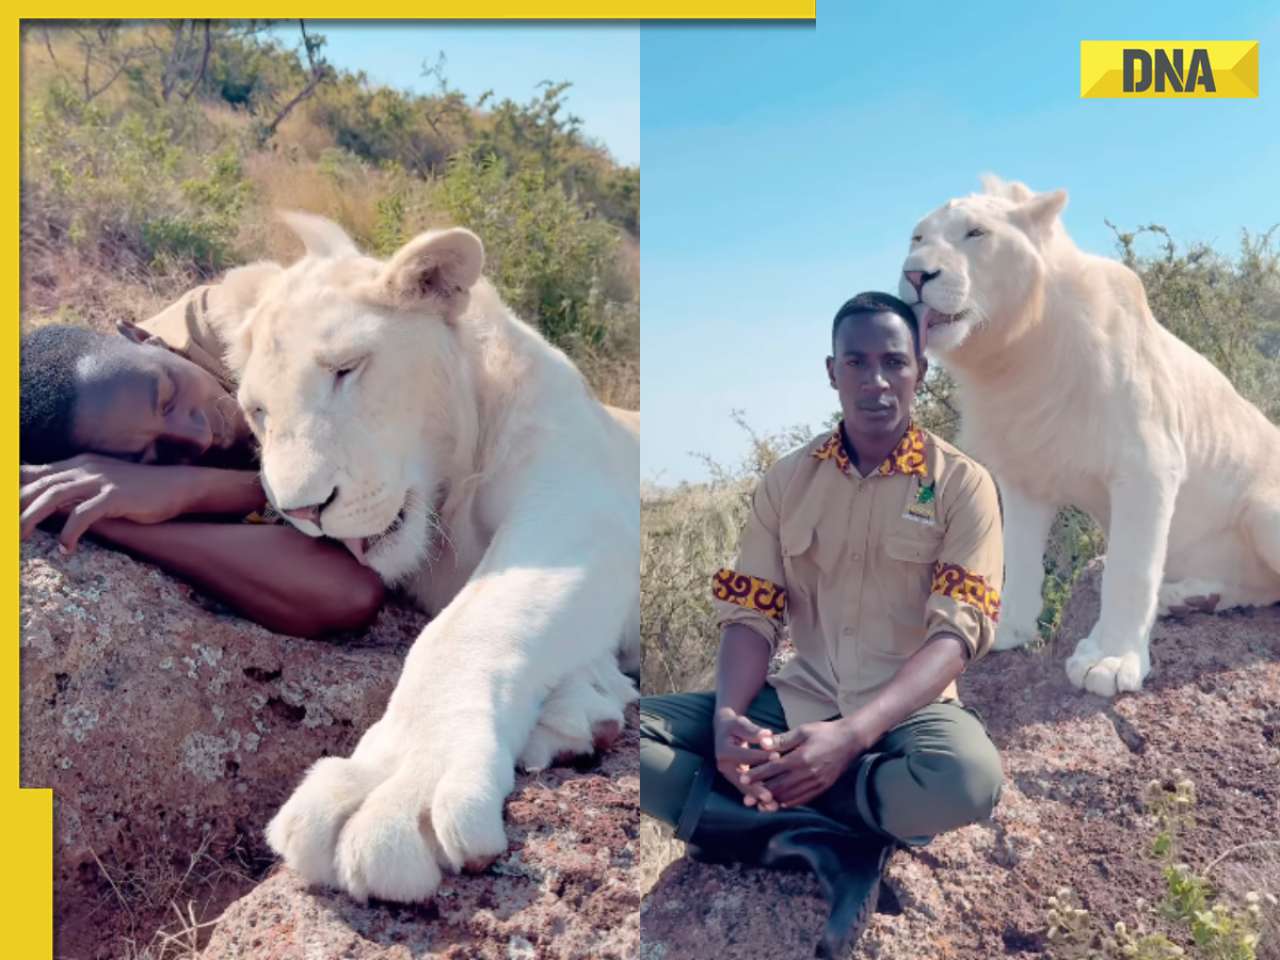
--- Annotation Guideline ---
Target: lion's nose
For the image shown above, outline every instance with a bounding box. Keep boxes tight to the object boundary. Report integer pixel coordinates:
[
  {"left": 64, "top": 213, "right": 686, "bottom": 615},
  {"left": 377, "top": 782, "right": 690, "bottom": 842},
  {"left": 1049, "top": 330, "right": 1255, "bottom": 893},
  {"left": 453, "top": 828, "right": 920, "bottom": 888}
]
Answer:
[
  {"left": 903, "top": 269, "right": 940, "bottom": 295},
  {"left": 280, "top": 487, "right": 338, "bottom": 526}
]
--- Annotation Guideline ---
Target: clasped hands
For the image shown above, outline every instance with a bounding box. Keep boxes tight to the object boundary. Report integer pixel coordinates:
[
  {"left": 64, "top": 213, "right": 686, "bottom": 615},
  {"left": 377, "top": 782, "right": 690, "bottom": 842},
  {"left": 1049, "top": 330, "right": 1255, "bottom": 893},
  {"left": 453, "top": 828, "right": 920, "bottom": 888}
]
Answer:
[{"left": 713, "top": 707, "right": 872, "bottom": 812}]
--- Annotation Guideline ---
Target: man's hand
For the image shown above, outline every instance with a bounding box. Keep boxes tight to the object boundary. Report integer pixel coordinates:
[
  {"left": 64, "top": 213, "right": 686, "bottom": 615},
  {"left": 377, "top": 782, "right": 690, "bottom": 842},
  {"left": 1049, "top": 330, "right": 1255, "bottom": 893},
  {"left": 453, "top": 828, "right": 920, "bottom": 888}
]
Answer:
[
  {"left": 20, "top": 455, "right": 193, "bottom": 552},
  {"left": 742, "top": 716, "right": 874, "bottom": 809},
  {"left": 713, "top": 706, "right": 782, "bottom": 810}
]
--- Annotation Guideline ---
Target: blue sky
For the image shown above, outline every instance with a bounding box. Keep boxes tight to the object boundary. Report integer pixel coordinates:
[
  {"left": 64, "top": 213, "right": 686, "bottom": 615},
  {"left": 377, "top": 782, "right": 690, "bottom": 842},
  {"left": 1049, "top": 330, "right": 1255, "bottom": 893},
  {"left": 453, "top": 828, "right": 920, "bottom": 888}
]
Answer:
[
  {"left": 641, "top": 1, "right": 1280, "bottom": 485},
  {"left": 271, "top": 22, "right": 639, "bottom": 165}
]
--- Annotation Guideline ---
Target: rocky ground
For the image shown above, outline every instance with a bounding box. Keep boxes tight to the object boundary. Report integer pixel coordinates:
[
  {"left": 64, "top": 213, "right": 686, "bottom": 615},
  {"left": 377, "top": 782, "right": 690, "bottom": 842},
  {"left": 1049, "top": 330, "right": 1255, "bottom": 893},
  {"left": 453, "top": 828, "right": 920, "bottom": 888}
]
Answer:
[
  {"left": 21, "top": 532, "right": 639, "bottom": 960},
  {"left": 641, "top": 560, "right": 1280, "bottom": 959}
]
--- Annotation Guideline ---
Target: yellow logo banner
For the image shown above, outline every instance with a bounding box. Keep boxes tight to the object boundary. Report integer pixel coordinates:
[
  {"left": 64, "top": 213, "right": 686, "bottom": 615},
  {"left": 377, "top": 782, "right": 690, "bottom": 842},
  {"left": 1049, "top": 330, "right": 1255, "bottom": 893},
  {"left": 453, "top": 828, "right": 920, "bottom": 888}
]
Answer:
[{"left": 1080, "top": 41, "right": 1258, "bottom": 98}]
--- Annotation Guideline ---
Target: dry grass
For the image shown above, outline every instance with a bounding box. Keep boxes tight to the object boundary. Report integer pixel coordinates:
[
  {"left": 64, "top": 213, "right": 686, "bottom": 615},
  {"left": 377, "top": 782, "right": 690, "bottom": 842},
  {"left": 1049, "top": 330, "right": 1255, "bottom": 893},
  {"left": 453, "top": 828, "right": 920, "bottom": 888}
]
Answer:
[
  {"left": 84, "top": 830, "right": 265, "bottom": 960},
  {"left": 640, "top": 483, "right": 752, "bottom": 696}
]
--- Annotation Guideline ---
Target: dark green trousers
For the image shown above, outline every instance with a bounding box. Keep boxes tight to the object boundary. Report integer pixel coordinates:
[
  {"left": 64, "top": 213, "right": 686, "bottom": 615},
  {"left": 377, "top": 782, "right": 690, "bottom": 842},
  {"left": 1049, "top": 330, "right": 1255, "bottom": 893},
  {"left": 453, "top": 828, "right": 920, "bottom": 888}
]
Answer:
[{"left": 639, "top": 685, "right": 1003, "bottom": 844}]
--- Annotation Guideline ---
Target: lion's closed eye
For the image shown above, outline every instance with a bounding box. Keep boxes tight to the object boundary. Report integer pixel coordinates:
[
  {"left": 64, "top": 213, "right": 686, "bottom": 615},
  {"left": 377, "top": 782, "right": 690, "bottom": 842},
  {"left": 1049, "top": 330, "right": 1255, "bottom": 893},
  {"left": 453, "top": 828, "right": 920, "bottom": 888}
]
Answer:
[{"left": 331, "top": 356, "right": 369, "bottom": 387}]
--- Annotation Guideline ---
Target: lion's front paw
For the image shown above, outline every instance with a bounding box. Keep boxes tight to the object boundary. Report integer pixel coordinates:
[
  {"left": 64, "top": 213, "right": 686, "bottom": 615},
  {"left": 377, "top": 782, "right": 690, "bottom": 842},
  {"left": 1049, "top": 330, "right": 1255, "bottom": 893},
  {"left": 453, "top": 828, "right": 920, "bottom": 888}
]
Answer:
[
  {"left": 334, "top": 765, "right": 444, "bottom": 903},
  {"left": 431, "top": 763, "right": 510, "bottom": 873},
  {"left": 267, "top": 730, "right": 513, "bottom": 903},
  {"left": 1064, "top": 635, "right": 1148, "bottom": 696},
  {"left": 265, "top": 756, "right": 391, "bottom": 891}
]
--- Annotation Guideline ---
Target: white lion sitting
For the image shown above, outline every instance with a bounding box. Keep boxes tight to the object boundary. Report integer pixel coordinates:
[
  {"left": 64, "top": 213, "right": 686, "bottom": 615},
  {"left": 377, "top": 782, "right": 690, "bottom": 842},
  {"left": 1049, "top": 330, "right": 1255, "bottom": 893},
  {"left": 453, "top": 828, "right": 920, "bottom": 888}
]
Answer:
[
  {"left": 227, "top": 213, "right": 639, "bottom": 902},
  {"left": 898, "top": 176, "right": 1280, "bottom": 697}
]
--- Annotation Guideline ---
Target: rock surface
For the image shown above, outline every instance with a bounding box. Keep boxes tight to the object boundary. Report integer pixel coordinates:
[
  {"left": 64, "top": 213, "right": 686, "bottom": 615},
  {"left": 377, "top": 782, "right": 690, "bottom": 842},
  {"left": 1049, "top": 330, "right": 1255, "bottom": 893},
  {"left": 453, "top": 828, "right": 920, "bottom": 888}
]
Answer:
[
  {"left": 641, "top": 559, "right": 1280, "bottom": 959},
  {"left": 21, "top": 531, "right": 640, "bottom": 959}
]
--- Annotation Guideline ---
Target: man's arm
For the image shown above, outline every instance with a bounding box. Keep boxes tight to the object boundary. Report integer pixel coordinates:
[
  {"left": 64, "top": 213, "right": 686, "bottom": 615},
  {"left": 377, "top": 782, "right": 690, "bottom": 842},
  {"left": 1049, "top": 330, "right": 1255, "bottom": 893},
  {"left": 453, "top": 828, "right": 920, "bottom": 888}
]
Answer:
[
  {"left": 715, "top": 623, "right": 772, "bottom": 718},
  {"left": 87, "top": 518, "right": 386, "bottom": 638},
  {"left": 708, "top": 468, "right": 792, "bottom": 802},
  {"left": 21, "top": 455, "right": 269, "bottom": 549}
]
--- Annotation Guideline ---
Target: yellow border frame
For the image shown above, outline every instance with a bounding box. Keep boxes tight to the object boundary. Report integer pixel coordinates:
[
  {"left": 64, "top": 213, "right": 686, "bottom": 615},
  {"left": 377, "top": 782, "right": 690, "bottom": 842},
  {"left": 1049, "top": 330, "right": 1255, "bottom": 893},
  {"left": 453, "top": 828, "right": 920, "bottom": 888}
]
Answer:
[{"left": 3, "top": 8, "right": 812, "bottom": 956}]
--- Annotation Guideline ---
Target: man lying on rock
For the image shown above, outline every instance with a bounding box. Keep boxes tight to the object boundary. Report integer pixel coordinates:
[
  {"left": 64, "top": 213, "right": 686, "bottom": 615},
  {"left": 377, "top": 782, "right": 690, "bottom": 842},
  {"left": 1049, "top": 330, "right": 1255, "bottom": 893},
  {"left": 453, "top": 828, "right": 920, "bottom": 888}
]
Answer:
[
  {"left": 19, "top": 267, "right": 386, "bottom": 637},
  {"left": 639, "top": 292, "right": 1005, "bottom": 957}
]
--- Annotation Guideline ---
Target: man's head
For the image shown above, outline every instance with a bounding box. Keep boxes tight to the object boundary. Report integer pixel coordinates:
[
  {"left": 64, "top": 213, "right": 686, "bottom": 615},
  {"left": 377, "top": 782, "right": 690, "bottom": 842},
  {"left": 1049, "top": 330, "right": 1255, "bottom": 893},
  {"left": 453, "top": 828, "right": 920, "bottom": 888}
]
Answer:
[
  {"left": 826, "top": 291, "right": 928, "bottom": 440},
  {"left": 20, "top": 323, "right": 252, "bottom": 465}
]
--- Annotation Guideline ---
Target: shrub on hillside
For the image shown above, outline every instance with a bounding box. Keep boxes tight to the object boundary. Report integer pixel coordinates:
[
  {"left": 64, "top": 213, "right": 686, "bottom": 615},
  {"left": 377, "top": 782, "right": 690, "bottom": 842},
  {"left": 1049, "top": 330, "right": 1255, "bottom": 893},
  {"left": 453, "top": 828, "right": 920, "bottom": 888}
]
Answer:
[
  {"left": 24, "top": 78, "right": 250, "bottom": 273},
  {"left": 437, "top": 155, "right": 621, "bottom": 351}
]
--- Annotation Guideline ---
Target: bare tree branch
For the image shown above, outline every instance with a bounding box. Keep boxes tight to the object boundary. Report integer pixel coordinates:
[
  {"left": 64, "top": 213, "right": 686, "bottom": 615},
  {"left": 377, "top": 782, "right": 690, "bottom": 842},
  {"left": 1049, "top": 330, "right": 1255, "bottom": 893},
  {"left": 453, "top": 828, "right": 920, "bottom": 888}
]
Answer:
[
  {"left": 181, "top": 20, "right": 213, "bottom": 103},
  {"left": 258, "top": 20, "right": 332, "bottom": 143}
]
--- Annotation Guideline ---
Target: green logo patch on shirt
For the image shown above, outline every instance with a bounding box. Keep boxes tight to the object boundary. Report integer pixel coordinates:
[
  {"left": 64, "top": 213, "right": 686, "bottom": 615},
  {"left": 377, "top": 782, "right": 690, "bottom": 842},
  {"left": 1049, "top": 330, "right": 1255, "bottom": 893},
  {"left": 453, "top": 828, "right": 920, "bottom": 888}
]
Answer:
[{"left": 904, "top": 480, "right": 937, "bottom": 524}]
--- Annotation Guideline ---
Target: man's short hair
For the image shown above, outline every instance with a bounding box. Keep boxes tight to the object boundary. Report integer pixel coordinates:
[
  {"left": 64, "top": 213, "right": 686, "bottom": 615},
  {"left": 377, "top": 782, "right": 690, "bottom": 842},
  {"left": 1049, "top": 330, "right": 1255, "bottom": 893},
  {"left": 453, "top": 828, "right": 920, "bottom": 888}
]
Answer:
[
  {"left": 20, "top": 324, "right": 115, "bottom": 464},
  {"left": 831, "top": 291, "right": 922, "bottom": 356}
]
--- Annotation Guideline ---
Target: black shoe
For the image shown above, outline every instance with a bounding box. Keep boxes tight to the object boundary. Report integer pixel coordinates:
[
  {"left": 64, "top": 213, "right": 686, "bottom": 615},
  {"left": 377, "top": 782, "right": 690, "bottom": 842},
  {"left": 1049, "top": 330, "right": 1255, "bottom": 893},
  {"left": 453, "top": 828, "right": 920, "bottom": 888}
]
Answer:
[{"left": 762, "top": 827, "right": 894, "bottom": 959}]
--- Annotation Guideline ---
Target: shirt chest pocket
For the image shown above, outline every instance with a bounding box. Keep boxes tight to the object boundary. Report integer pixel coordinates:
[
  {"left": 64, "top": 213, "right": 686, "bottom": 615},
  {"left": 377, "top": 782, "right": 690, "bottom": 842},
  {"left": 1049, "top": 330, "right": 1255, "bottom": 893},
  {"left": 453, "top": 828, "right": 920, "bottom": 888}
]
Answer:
[
  {"left": 780, "top": 519, "right": 844, "bottom": 602},
  {"left": 880, "top": 528, "right": 945, "bottom": 630}
]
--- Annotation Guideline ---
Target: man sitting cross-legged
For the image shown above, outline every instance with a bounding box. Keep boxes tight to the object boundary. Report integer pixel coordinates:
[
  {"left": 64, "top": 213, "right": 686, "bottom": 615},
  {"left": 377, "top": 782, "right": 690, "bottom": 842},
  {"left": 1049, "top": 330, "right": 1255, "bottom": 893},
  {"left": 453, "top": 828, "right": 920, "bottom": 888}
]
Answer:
[
  {"left": 20, "top": 265, "right": 385, "bottom": 638},
  {"left": 640, "top": 292, "right": 1005, "bottom": 957}
]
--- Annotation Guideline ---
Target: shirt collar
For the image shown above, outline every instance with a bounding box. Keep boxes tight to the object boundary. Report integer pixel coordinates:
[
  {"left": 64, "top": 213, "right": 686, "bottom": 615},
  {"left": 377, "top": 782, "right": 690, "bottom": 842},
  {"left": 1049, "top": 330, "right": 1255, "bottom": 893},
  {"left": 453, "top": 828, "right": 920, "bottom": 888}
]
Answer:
[{"left": 812, "top": 421, "right": 928, "bottom": 479}]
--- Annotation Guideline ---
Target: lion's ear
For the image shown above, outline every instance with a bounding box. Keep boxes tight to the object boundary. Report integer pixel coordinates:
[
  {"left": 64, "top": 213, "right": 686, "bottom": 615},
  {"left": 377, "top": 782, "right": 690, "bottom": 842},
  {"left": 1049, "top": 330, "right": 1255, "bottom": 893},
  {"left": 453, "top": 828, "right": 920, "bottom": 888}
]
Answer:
[
  {"left": 277, "top": 210, "right": 358, "bottom": 258},
  {"left": 980, "top": 174, "right": 1034, "bottom": 202},
  {"left": 373, "top": 228, "right": 485, "bottom": 322},
  {"left": 1013, "top": 189, "right": 1068, "bottom": 237}
]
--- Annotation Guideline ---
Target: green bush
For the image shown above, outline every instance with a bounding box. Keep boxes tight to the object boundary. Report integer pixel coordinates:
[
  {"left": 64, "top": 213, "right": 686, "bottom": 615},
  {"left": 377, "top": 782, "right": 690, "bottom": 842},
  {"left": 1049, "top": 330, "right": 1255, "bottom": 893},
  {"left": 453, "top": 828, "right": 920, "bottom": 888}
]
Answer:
[
  {"left": 436, "top": 155, "right": 620, "bottom": 351},
  {"left": 24, "top": 78, "right": 249, "bottom": 273},
  {"left": 311, "top": 80, "right": 454, "bottom": 176}
]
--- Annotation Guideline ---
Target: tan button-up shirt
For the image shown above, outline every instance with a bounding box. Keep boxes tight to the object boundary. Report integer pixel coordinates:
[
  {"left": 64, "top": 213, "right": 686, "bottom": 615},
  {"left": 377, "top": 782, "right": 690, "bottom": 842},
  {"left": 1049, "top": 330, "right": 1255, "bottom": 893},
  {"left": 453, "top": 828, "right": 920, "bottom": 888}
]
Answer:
[{"left": 711, "top": 423, "right": 1003, "bottom": 728}]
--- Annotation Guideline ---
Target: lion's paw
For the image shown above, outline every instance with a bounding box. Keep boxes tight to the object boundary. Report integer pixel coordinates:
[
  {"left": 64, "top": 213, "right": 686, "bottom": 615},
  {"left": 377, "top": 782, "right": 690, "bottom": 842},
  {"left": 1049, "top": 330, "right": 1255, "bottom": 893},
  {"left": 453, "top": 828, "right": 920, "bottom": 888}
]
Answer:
[
  {"left": 1157, "top": 579, "right": 1224, "bottom": 617},
  {"left": 518, "top": 660, "right": 636, "bottom": 771},
  {"left": 265, "top": 756, "right": 389, "bottom": 890},
  {"left": 429, "top": 763, "right": 510, "bottom": 873},
  {"left": 1064, "top": 635, "right": 1148, "bottom": 696},
  {"left": 334, "top": 766, "right": 444, "bottom": 903}
]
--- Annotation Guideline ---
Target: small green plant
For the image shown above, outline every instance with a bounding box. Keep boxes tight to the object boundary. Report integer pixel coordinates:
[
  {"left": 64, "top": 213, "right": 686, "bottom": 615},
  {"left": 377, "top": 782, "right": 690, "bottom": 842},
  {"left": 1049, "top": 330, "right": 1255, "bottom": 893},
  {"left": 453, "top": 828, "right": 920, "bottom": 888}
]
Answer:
[{"left": 1045, "top": 776, "right": 1272, "bottom": 960}]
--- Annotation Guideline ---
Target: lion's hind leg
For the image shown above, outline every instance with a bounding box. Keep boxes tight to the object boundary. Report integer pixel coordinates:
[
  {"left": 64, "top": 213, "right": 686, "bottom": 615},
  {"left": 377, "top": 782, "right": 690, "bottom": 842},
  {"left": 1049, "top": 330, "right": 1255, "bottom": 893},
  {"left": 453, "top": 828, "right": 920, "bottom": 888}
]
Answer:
[
  {"left": 1247, "top": 497, "right": 1280, "bottom": 597},
  {"left": 1158, "top": 579, "right": 1227, "bottom": 616}
]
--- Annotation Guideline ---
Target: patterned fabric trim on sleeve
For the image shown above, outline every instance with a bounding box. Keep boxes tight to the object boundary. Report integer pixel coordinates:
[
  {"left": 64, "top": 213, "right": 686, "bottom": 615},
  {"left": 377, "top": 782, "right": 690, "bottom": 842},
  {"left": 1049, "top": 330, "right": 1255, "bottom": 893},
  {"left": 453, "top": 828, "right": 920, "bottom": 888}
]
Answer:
[
  {"left": 712, "top": 568, "right": 788, "bottom": 620},
  {"left": 931, "top": 562, "right": 1001, "bottom": 621}
]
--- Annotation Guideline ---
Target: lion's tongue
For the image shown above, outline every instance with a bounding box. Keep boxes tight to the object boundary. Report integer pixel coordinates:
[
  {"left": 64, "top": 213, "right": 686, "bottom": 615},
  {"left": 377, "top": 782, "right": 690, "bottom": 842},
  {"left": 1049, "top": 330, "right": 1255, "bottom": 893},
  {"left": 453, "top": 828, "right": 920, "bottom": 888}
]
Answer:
[{"left": 341, "top": 537, "right": 368, "bottom": 565}]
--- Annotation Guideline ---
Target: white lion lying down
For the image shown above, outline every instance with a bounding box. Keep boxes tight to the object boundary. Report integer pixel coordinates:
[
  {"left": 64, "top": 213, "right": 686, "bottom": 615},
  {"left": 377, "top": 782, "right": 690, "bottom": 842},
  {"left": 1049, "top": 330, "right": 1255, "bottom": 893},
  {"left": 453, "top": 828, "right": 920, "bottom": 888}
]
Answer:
[
  {"left": 225, "top": 213, "right": 639, "bottom": 902},
  {"left": 899, "top": 176, "right": 1280, "bottom": 697}
]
